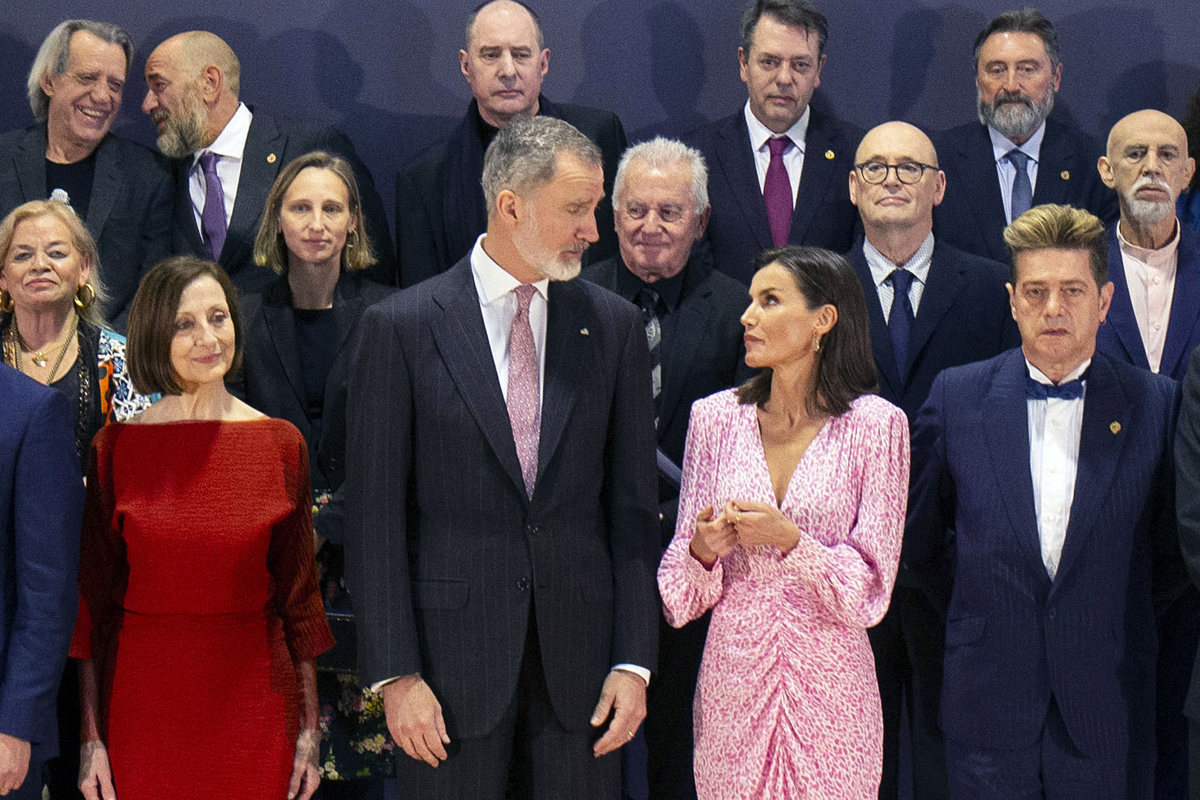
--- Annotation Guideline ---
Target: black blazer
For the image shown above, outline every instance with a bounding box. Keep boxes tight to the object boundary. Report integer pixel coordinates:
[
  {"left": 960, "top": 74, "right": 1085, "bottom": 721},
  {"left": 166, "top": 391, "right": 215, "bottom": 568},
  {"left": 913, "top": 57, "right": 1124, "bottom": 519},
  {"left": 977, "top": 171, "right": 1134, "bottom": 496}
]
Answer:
[
  {"left": 931, "top": 118, "right": 1119, "bottom": 262},
  {"left": 394, "top": 97, "right": 628, "bottom": 287},
  {"left": 170, "top": 108, "right": 395, "bottom": 290},
  {"left": 344, "top": 258, "right": 660, "bottom": 739},
  {"left": 229, "top": 271, "right": 393, "bottom": 543},
  {"left": 0, "top": 124, "right": 173, "bottom": 329},
  {"left": 684, "top": 107, "right": 862, "bottom": 284}
]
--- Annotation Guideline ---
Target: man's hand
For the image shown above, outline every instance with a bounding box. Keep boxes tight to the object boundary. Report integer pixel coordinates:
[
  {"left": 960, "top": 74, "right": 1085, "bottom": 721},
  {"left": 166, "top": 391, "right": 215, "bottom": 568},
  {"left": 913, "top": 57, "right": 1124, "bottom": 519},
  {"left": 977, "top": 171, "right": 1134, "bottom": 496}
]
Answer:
[
  {"left": 382, "top": 674, "right": 450, "bottom": 767},
  {"left": 589, "top": 668, "right": 647, "bottom": 757},
  {"left": 0, "top": 732, "right": 29, "bottom": 796}
]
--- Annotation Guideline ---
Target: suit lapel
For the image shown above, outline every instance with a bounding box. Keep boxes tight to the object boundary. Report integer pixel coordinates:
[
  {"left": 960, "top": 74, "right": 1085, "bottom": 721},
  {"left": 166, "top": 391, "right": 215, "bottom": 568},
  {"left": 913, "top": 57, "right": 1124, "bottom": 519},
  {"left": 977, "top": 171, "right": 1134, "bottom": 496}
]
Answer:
[
  {"left": 956, "top": 127, "right": 1008, "bottom": 261},
  {"left": 537, "top": 280, "right": 590, "bottom": 479},
  {"left": 657, "top": 261, "right": 708, "bottom": 438},
  {"left": 173, "top": 156, "right": 206, "bottom": 255},
  {"left": 1159, "top": 226, "right": 1200, "bottom": 380},
  {"left": 790, "top": 112, "right": 837, "bottom": 244},
  {"left": 261, "top": 284, "right": 307, "bottom": 410},
  {"left": 13, "top": 126, "right": 48, "bottom": 202},
  {"left": 982, "top": 352, "right": 1047, "bottom": 581},
  {"left": 1103, "top": 232, "right": 1151, "bottom": 369},
  {"left": 223, "top": 113, "right": 284, "bottom": 270},
  {"left": 717, "top": 114, "right": 773, "bottom": 252},
  {"left": 430, "top": 262, "right": 527, "bottom": 497},
  {"left": 1031, "top": 121, "right": 1080, "bottom": 207},
  {"left": 908, "top": 246, "right": 966, "bottom": 376},
  {"left": 848, "top": 245, "right": 902, "bottom": 396},
  {"left": 86, "top": 136, "right": 121, "bottom": 236}
]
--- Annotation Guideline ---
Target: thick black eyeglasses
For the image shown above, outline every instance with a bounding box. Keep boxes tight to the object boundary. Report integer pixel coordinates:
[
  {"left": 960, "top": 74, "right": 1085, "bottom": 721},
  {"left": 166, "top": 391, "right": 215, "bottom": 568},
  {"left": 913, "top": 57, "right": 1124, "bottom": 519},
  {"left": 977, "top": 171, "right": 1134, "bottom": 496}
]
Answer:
[{"left": 855, "top": 161, "right": 938, "bottom": 185}]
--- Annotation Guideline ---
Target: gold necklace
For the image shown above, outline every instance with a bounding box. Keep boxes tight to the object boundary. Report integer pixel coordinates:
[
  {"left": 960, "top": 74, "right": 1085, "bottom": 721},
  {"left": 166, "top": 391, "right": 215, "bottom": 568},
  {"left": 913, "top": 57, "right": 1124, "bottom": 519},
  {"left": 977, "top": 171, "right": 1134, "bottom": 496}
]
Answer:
[{"left": 13, "top": 314, "right": 79, "bottom": 383}]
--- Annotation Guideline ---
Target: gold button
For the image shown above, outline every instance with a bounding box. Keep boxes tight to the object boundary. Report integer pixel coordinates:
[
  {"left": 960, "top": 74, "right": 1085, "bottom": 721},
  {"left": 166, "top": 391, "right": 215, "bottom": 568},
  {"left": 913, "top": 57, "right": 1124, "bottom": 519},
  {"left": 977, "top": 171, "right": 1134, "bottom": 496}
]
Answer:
[
  {"left": 1060, "top": 170, "right": 1069, "bottom": 180},
  {"left": 267, "top": 153, "right": 277, "bottom": 164},
  {"left": 825, "top": 150, "right": 835, "bottom": 160}
]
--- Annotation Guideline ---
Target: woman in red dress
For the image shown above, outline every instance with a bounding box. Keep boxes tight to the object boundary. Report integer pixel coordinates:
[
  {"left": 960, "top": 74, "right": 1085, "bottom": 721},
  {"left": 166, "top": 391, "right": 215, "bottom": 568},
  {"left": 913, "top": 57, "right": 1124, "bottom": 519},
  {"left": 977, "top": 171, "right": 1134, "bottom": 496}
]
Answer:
[{"left": 75, "top": 256, "right": 334, "bottom": 800}]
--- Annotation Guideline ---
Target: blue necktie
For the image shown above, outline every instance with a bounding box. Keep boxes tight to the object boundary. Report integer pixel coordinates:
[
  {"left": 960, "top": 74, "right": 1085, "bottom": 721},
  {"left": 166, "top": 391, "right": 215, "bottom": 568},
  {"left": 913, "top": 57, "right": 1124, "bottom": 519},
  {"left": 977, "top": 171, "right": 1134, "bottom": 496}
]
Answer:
[
  {"left": 888, "top": 268, "right": 914, "bottom": 374},
  {"left": 1025, "top": 376, "right": 1084, "bottom": 400},
  {"left": 1006, "top": 149, "right": 1033, "bottom": 220}
]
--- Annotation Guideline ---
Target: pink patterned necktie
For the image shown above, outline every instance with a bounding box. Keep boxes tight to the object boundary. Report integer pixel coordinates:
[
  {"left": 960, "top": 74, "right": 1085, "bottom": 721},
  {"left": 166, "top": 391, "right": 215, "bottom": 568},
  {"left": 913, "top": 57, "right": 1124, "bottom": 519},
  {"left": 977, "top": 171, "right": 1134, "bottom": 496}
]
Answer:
[
  {"left": 507, "top": 284, "right": 540, "bottom": 497},
  {"left": 764, "top": 136, "right": 794, "bottom": 247}
]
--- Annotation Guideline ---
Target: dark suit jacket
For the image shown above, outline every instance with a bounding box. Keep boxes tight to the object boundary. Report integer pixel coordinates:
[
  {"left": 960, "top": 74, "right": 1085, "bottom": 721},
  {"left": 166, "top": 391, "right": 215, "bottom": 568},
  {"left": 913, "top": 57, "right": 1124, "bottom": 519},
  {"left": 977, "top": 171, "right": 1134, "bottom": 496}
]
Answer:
[
  {"left": 684, "top": 107, "right": 862, "bottom": 284},
  {"left": 0, "top": 124, "right": 173, "bottom": 329},
  {"left": 0, "top": 365, "right": 83, "bottom": 760},
  {"left": 932, "top": 119, "right": 1119, "bottom": 262},
  {"left": 395, "top": 97, "right": 628, "bottom": 287},
  {"left": 229, "top": 271, "right": 393, "bottom": 544},
  {"left": 1173, "top": 345, "right": 1200, "bottom": 721},
  {"left": 909, "top": 349, "right": 1176, "bottom": 764},
  {"left": 1097, "top": 223, "right": 1200, "bottom": 383},
  {"left": 344, "top": 258, "right": 659, "bottom": 739},
  {"left": 171, "top": 107, "right": 395, "bottom": 290},
  {"left": 581, "top": 253, "right": 752, "bottom": 544}
]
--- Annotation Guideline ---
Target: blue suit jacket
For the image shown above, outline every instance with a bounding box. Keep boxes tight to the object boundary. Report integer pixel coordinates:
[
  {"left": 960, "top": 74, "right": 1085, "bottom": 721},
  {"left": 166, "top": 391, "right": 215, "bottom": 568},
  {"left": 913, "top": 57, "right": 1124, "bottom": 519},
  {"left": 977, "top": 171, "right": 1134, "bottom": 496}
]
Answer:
[
  {"left": 1096, "top": 223, "right": 1200, "bottom": 383},
  {"left": 684, "top": 107, "right": 862, "bottom": 285},
  {"left": 0, "top": 365, "right": 83, "bottom": 759},
  {"left": 344, "top": 258, "right": 659, "bottom": 739},
  {"left": 909, "top": 349, "right": 1177, "bottom": 762},
  {"left": 931, "top": 119, "right": 1119, "bottom": 263}
]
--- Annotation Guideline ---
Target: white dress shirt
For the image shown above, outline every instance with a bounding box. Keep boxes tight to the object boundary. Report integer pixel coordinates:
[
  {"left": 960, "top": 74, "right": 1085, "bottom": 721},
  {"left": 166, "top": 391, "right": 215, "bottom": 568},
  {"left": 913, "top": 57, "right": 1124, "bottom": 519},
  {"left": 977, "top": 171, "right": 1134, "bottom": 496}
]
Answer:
[
  {"left": 1116, "top": 220, "right": 1180, "bottom": 374},
  {"left": 745, "top": 101, "right": 808, "bottom": 206},
  {"left": 989, "top": 122, "right": 1046, "bottom": 224},
  {"left": 188, "top": 102, "right": 253, "bottom": 232},
  {"left": 1026, "top": 358, "right": 1088, "bottom": 579},
  {"left": 863, "top": 233, "right": 935, "bottom": 321},
  {"left": 470, "top": 235, "right": 549, "bottom": 402}
]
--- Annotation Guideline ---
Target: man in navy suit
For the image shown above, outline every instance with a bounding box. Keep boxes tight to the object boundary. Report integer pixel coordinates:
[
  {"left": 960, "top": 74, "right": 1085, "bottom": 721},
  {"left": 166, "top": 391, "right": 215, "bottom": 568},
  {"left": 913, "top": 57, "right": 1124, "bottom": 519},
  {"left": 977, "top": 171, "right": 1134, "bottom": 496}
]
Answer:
[
  {"left": 846, "top": 121, "right": 1018, "bottom": 800},
  {"left": 141, "top": 31, "right": 395, "bottom": 290},
  {"left": 909, "top": 204, "right": 1177, "bottom": 800},
  {"left": 0, "top": 365, "right": 84, "bottom": 799},
  {"left": 0, "top": 19, "right": 172, "bottom": 329},
  {"left": 345, "top": 116, "right": 659, "bottom": 800},
  {"left": 932, "top": 9, "right": 1117, "bottom": 263},
  {"left": 581, "top": 137, "right": 750, "bottom": 800},
  {"left": 395, "top": 0, "right": 627, "bottom": 286},
  {"left": 1095, "top": 108, "right": 1199, "bottom": 799},
  {"left": 684, "top": 0, "right": 861, "bottom": 285}
]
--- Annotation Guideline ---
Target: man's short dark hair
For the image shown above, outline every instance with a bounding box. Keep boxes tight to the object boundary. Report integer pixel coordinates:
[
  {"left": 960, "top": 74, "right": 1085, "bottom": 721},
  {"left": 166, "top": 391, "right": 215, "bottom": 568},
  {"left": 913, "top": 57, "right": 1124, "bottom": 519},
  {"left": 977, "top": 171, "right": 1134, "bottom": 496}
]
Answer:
[
  {"left": 1003, "top": 204, "right": 1108, "bottom": 288},
  {"left": 126, "top": 256, "right": 244, "bottom": 396},
  {"left": 973, "top": 8, "right": 1060, "bottom": 70},
  {"left": 740, "top": 0, "right": 829, "bottom": 56}
]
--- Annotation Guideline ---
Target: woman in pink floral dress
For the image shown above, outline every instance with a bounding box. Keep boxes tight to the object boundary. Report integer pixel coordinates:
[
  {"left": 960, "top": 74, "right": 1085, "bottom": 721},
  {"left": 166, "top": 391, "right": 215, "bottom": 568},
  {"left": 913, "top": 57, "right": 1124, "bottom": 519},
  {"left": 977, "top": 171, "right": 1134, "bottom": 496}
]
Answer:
[{"left": 659, "top": 246, "right": 909, "bottom": 800}]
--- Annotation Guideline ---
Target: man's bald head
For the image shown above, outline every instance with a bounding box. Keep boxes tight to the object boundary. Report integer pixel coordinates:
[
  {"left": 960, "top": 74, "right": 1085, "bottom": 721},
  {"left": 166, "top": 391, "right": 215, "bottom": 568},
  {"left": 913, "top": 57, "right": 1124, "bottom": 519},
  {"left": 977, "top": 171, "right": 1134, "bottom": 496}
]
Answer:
[
  {"left": 142, "top": 30, "right": 242, "bottom": 156},
  {"left": 850, "top": 121, "right": 945, "bottom": 243},
  {"left": 155, "top": 31, "right": 240, "bottom": 98},
  {"left": 1099, "top": 108, "right": 1195, "bottom": 231}
]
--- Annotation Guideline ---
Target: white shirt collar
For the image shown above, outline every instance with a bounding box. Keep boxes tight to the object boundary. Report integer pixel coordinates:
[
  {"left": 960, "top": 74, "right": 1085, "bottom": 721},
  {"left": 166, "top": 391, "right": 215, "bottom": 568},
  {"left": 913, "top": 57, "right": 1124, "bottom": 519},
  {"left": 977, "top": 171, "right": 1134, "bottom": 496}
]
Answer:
[
  {"left": 864, "top": 233, "right": 936, "bottom": 288},
  {"left": 1026, "top": 357, "right": 1090, "bottom": 386},
  {"left": 744, "top": 100, "right": 810, "bottom": 154},
  {"left": 192, "top": 102, "right": 253, "bottom": 167},
  {"left": 989, "top": 120, "right": 1047, "bottom": 164},
  {"left": 469, "top": 234, "right": 549, "bottom": 305}
]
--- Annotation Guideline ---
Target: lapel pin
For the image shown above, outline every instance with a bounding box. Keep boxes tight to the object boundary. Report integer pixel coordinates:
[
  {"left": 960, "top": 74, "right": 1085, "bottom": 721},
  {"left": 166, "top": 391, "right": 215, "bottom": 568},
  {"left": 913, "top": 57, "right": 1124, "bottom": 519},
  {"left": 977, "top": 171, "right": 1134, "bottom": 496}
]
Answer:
[
  {"left": 267, "top": 153, "right": 277, "bottom": 164},
  {"left": 1060, "top": 170, "right": 1070, "bottom": 181},
  {"left": 1110, "top": 421, "right": 1121, "bottom": 435},
  {"left": 580, "top": 327, "right": 589, "bottom": 336},
  {"left": 824, "top": 150, "right": 835, "bottom": 160}
]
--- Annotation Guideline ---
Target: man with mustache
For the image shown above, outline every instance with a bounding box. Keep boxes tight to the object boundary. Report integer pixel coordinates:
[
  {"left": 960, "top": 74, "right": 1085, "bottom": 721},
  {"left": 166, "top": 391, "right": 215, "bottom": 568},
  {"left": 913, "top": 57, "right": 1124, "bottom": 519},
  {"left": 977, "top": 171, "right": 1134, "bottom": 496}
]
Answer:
[
  {"left": 0, "top": 19, "right": 172, "bottom": 330},
  {"left": 141, "top": 31, "right": 395, "bottom": 291},
  {"left": 932, "top": 8, "right": 1117, "bottom": 263},
  {"left": 1095, "top": 108, "right": 1199, "bottom": 800},
  {"left": 683, "top": 0, "right": 861, "bottom": 285}
]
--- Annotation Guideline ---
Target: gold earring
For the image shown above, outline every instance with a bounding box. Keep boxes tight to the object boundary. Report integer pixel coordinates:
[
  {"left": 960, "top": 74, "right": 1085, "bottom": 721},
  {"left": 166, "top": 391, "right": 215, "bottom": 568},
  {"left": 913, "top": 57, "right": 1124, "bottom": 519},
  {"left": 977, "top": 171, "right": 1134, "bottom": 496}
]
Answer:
[
  {"left": 75, "top": 282, "right": 96, "bottom": 310},
  {"left": 812, "top": 333, "right": 821, "bottom": 352},
  {"left": 0, "top": 291, "right": 12, "bottom": 314}
]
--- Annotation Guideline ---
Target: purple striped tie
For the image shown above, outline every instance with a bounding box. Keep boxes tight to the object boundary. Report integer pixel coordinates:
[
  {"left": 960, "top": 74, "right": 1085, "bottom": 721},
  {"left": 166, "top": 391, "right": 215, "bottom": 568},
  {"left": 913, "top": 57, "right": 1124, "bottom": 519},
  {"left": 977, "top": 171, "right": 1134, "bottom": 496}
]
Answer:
[
  {"left": 764, "top": 137, "right": 794, "bottom": 247},
  {"left": 508, "top": 284, "right": 540, "bottom": 497}
]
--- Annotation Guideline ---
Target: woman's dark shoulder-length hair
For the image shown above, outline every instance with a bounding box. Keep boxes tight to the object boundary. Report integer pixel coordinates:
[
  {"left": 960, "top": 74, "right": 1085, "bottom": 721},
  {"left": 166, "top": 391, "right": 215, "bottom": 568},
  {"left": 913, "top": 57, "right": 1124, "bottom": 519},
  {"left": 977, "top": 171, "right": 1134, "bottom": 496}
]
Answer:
[
  {"left": 736, "top": 245, "right": 878, "bottom": 416},
  {"left": 126, "top": 256, "right": 244, "bottom": 396}
]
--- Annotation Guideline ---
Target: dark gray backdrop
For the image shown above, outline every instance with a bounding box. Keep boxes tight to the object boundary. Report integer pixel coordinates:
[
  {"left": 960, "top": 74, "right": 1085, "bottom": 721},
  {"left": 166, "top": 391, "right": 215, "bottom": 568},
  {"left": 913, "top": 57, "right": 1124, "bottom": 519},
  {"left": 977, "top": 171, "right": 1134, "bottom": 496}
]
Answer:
[{"left": 3, "top": 1, "right": 1197, "bottom": 227}]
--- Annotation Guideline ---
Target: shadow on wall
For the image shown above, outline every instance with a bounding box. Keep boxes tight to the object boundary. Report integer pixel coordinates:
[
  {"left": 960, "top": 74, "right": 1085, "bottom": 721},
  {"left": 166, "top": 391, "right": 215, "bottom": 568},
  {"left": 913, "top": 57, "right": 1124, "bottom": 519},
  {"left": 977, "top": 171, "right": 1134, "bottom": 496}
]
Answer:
[
  {"left": 0, "top": 29, "right": 36, "bottom": 130},
  {"left": 635, "top": 2, "right": 710, "bottom": 141}
]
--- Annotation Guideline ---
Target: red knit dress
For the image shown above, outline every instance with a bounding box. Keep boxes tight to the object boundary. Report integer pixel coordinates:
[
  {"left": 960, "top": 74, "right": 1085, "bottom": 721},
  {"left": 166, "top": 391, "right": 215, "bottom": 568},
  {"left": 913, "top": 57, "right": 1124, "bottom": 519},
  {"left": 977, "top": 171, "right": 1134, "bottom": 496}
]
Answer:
[{"left": 76, "top": 419, "right": 334, "bottom": 800}]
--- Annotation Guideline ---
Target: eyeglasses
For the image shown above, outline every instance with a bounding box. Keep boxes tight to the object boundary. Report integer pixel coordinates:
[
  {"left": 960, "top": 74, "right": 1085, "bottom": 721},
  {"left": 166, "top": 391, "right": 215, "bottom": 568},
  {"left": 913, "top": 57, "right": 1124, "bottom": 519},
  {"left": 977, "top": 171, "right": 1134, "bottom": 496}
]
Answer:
[{"left": 854, "top": 161, "right": 938, "bottom": 185}]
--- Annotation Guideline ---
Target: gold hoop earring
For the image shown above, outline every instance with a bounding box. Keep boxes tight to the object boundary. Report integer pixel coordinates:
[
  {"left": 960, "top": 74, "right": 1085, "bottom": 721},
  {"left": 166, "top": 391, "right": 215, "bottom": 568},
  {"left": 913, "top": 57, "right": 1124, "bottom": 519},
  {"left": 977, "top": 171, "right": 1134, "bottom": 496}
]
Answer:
[
  {"left": 0, "top": 291, "right": 12, "bottom": 314},
  {"left": 346, "top": 230, "right": 356, "bottom": 249},
  {"left": 75, "top": 282, "right": 96, "bottom": 310}
]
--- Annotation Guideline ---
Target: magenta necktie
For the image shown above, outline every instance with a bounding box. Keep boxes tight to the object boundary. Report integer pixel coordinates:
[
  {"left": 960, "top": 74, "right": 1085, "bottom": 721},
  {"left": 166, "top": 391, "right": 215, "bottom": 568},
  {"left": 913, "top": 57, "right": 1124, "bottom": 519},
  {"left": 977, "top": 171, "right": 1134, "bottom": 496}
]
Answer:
[
  {"left": 198, "top": 151, "right": 227, "bottom": 261},
  {"left": 507, "top": 284, "right": 540, "bottom": 497},
  {"left": 764, "top": 136, "right": 794, "bottom": 247}
]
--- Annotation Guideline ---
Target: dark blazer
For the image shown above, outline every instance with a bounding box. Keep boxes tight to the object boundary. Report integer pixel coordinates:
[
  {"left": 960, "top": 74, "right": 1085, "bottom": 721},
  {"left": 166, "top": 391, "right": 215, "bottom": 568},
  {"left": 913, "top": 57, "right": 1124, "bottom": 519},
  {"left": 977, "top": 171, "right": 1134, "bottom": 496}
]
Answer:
[
  {"left": 344, "top": 258, "right": 660, "bottom": 739},
  {"left": 229, "top": 271, "right": 393, "bottom": 544},
  {"left": 1174, "top": 345, "right": 1200, "bottom": 723},
  {"left": 1097, "top": 223, "right": 1200, "bottom": 383},
  {"left": 171, "top": 107, "right": 395, "bottom": 290},
  {"left": 395, "top": 97, "right": 628, "bottom": 287},
  {"left": 909, "top": 349, "right": 1176, "bottom": 767},
  {"left": 581, "top": 253, "right": 751, "bottom": 542},
  {"left": 932, "top": 119, "right": 1119, "bottom": 262},
  {"left": 0, "top": 124, "right": 173, "bottom": 328},
  {"left": 0, "top": 365, "right": 83, "bottom": 760},
  {"left": 684, "top": 107, "right": 862, "bottom": 284}
]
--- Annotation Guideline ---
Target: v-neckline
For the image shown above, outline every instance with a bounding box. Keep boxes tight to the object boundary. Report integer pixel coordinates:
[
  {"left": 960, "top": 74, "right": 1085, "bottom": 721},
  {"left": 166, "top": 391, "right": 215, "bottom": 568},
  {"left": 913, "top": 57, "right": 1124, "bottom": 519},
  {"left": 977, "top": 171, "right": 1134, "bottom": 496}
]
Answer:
[{"left": 750, "top": 403, "right": 833, "bottom": 508}]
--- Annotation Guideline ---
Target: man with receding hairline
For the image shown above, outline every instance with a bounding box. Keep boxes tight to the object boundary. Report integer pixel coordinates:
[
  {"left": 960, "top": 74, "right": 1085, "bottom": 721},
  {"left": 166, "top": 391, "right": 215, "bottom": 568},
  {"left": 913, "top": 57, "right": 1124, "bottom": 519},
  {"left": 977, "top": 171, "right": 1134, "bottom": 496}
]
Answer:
[
  {"left": 394, "top": 0, "right": 627, "bottom": 286},
  {"left": 142, "top": 30, "right": 395, "bottom": 290}
]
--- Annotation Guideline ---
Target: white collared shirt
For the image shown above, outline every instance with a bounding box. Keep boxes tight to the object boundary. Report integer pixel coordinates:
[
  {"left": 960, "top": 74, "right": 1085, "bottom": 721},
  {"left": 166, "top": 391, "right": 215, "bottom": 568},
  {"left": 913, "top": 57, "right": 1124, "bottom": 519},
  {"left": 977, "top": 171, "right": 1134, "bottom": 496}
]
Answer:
[
  {"left": 989, "top": 122, "right": 1046, "bottom": 223},
  {"left": 744, "top": 101, "right": 809, "bottom": 206},
  {"left": 1117, "top": 220, "right": 1180, "bottom": 373},
  {"left": 188, "top": 102, "right": 253, "bottom": 232},
  {"left": 1026, "top": 358, "right": 1088, "bottom": 579},
  {"left": 864, "top": 233, "right": 935, "bottom": 321}
]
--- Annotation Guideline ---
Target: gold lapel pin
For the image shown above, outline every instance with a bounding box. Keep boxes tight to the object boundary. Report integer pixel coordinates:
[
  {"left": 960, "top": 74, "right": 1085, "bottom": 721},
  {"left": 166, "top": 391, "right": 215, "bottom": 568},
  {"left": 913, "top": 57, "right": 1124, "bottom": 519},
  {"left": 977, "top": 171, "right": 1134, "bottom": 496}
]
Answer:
[
  {"left": 824, "top": 150, "right": 835, "bottom": 160},
  {"left": 267, "top": 153, "right": 277, "bottom": 164},
  {"left": 580, "top": 328, "right": 589, "bottom": 336},
  {"left": 1110, "top": 421, "right": 1121, "bottom": 435},
  {"left": 1060, "top": 170, "right": 1070, "bottom": 181}
]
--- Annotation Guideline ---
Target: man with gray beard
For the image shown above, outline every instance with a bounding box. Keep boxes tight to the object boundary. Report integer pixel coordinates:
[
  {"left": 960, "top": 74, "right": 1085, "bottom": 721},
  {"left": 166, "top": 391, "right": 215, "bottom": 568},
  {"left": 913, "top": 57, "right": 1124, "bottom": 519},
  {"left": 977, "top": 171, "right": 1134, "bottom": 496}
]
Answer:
[
  {"left": 141, "top": 31, "right": 395, "bottom": 290},
  {"left": 1095, "top": 108, "right": 1199, "bottom": 800},
  {"left": 931, "top": 8, "right": 1117, "bottom": 263}
]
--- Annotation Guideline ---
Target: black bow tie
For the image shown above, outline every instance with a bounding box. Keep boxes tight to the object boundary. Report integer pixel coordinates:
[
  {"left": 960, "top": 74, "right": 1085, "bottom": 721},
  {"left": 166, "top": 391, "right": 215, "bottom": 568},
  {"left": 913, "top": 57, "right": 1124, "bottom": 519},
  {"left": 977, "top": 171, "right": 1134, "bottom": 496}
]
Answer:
[{"left": 1026, "top": 376, "right": 1084, "bottom": 400}]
